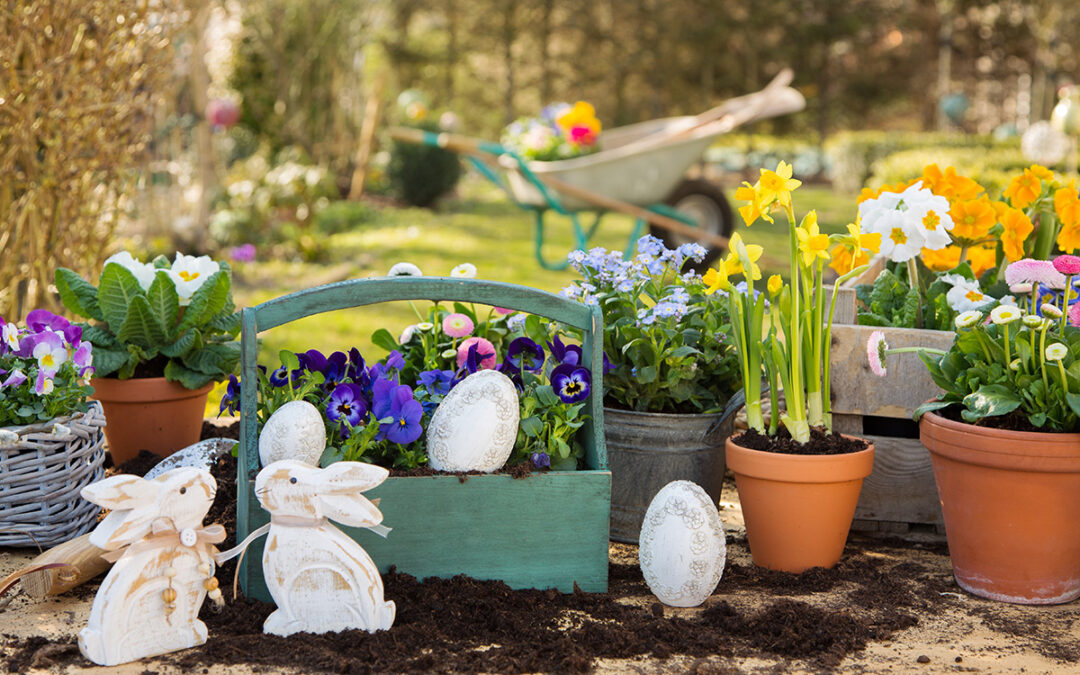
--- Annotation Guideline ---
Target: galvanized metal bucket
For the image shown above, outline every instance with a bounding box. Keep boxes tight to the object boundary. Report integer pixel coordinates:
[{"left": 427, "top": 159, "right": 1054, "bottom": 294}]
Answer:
[{"left": 605, "top": 407, "right": 736, "bottom": 543}]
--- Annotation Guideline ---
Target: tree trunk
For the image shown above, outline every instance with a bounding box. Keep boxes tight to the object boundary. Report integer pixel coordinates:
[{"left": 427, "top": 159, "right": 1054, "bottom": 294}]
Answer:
[{"left": 502, "top": 1, "right": 516, "bottom": 125}]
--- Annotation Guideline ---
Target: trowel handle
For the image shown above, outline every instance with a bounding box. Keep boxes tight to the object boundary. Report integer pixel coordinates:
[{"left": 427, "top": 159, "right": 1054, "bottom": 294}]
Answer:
[{"left": 21, "top": 533, "right": 110, "bottom": 597}]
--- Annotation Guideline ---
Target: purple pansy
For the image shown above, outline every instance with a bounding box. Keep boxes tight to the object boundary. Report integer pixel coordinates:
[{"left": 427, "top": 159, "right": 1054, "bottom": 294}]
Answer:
[
  {"left": 506, "top": 337, "right": 544, "bottom": 372},
  {"left": 548, "top": 335, "right": 583, "bottom": 366},
  {"left": 531, "top": 452, "right": 551, "bottom": 469},
  {"left": 72, "top": 341, "right": 93, "bottom": 370},
  {"left": 326, "top": 382, "right": 369, "bottom": 428},
  {"left": 1, "top": 369, "right": 27, "bottom": 389},
  {"left": 373, "top": 383, "right": 423, "bottom": 444},
  {"left": 298, "top": 349, "right": 328, "bottom": 374},
  {"left": 322, "top": 351, "right": 349, "bottom": 386},
  {"left": 551, "top": 363, "right": 591, "bottom": 403},
  {"left": 418, "top": 369, "right": 455, "bottom": 396},
  {"left": 269, "top": 365, "right": 290, "bottom": 387},
  {"left": 218, "top": 375, "right": 240, "bottom": 416}
]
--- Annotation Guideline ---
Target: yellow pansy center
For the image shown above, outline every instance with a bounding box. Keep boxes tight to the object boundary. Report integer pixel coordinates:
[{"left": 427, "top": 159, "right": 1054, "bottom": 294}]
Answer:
[
  {"left": 890, "top": 228, "right": 907, "bottom": 245},
  {"left": 41, "top": 354, "right": 55, "bottom": 368}
]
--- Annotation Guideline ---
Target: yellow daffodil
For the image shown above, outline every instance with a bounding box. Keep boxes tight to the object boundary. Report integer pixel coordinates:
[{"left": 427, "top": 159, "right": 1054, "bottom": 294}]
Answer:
[
  {"left": 757, "top": 161, "right": 801, "bottom": 208},
  {"left": 827, "top": 222, "right": 881, "bottom": 275},
  {"left": 949, "top": 196, "right": 996, "bottom": 241},
  {"left": 734, "top": 181, "right": 771, "bottom": 225},
  {"left": 999, "top": 206, "right": 1034, "bottom": 261},
  {"left": 723, "top": 232, "right": 764, "bottom": 281},
  {"left": 703, "top": 264, "right": 731, "bottom": 294},
  {"left": 1003, "top": 168, "right": 1042, "bottom": 210},
  {"left": 767, "top": 274, "right": 783, "bottom": 296},
  {"left": 795, "top": 211, "right": 830, "bottom": 267}
]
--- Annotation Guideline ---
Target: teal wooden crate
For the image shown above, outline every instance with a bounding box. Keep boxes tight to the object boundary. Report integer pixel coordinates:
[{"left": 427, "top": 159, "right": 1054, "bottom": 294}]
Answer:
[{"left": 237, "top": 278, "right": 610, "bottom": 598}]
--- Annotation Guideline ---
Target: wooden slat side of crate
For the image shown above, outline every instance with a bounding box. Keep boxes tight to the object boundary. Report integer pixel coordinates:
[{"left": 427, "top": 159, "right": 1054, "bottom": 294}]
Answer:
[{"left": 240, "top": 472, "right": 612, "bottom": 601}]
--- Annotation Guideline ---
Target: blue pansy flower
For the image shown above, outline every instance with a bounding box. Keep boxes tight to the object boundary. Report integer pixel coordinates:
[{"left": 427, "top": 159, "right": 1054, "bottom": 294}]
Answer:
[
  {"left": 418, "top": 369, "right": 455, "bottom": 396},
  {"left": 269, "top": 364, "right": 290, "bottom": 387},
  {"left": 551, "top": 363, "right": 591, "bottom": 403},
  {"left": 373, "top": 384, "right": 424, "bottom": 444},
  {"left": 548, "top": 335, "right": 583, "bottom": 366},
  {"left": 218, "top": 374, "right": 240, "bottom": 417},
  {"left": 298, "top": 349, "right": 327, "bottom": 373},
  {"left": 506, "top": 337, "right": 544, "bottom": 372},
  {"left": 531, "top": 452, "right": 551, "bottom": 469},
  {"left": 326, "top": 382, "right": 368, "bottom": 428}
]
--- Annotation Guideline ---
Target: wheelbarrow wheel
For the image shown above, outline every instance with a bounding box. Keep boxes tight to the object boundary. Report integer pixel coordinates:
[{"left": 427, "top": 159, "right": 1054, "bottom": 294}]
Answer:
[{"left": 652, "top": 179, "right": 734, "bottom": 268}]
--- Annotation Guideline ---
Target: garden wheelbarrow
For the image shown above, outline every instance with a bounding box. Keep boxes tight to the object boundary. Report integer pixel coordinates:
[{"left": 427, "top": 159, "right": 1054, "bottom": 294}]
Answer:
[{"left": 389, "top": 69, "right": 805, "bottom": 269}]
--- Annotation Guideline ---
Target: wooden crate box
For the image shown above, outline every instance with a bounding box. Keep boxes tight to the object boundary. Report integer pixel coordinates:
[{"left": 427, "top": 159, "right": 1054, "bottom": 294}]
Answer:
[
  {"left": 237, "top": 278, "right": 611, "bottom": 599},
  {"left": 829, "top": 285, "right": 954, "bottom": 537}
]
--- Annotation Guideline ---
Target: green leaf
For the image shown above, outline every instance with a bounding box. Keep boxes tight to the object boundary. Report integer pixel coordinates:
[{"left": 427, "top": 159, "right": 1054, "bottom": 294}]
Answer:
[
  {"left": 912, "top": 399, "right": 953, "bottom": 421},
  {"left": 177, "top": 271, "right": 229, "bottom": 335},
  {"left": 319, "top": 445, "right": 346, "bottom": 468},
  {"left": 962, "top": 385, "right": 1021, "bottom": 420},
  {"left": 182, "top": 342, "right": 240, "bottom": 376},
  {"left": 637, "top": 365, "right": 658, "bottom": 383},
  {"left": 535, "top": 384, "right": 559, "bottom": 407},
  {"left": 146, "top": 272, "right": 180, "bottom": 337},
  {"left": 151, "top": 255, "right": 171, "bottom": 269},
  {"left": 164, "top": 359, "right": 214, "bottom": 389},
  {"left": 1066, "top": 393, "right": 1080, "bottom": 418},
  {"left": 98, "top": 262, "right": 145, "bottom": 334},
  {"left": 116, "top": 295, "right": 166, "bottom": 349},
  {"left": 520, "top": 416, "right": 543, "bottom": 438},
  {"left": 668, "top": 345, "right": 700, "bottom": 359},
  {"left": 81, "top": 323, "right": 122, "bottom": 349},
  {"left": 54, "top": 268, "right": 103, "bottom": 321},
  {"left": 371, "top": 328, "right": 399, "bottom": 353},
  {"left": 161, "top": 329, "right": 199, "bottom": 359}
]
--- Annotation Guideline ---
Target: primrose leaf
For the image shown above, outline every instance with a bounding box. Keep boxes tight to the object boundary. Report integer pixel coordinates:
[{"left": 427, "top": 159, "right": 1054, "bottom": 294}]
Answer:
[{"left": 963, "top": 385, "right": 1021, "bottom": 419}]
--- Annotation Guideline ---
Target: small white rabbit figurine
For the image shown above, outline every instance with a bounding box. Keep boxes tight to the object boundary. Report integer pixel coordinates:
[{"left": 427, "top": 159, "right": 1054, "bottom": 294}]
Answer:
[
  {"left": 254, "top": 459, "right": 396, "bottom": 636},
  {"left": 78, "top": 468, "right": 225, "bottom": 666}
]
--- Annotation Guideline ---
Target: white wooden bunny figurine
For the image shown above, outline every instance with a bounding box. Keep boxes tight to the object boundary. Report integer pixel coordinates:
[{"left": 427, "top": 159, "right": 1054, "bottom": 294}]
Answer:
[
  {"left": 79, "top": 468, "right": 225, "bottom": 666},
  {"left": 254, "top": 459, "right": 396, "bottom": 636}
]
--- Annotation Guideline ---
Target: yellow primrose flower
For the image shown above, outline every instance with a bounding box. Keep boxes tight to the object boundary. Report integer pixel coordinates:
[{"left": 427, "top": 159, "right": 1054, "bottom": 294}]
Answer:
[
  {"left": 920, "top": 245, "right": 962, "bottom": 272},
  {"left": 703, "top": 264, "right": 731, "bottom": 294},
  {"left": 1003, "top": 168, "right": 1042, "bottom": 210},
  {"left": 999, "top": 206, "right": 1034, "bottom": 262},
  {"left": 723, "top": 232, "right": 764, "bottom": 281},
  {"left": 795, "top": 211, "right": 830, "bottom": 267},
  {"left": 556, "top": 101, "right": 601, "bottom": 134},
  {"left": 767, "top": 274, "right": 783, "bottom": 296},
  {"left": 1029, "top": 164, "right": 1055, "bottom": 181},
  {"left": 757, "top": 161, "right": 801, "bottom": 208}
]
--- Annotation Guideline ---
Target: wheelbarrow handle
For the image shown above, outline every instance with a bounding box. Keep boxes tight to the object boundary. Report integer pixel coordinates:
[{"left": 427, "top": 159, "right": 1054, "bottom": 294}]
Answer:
[{"left": 388, "top": 126, "right": 504, "bottom": 157}]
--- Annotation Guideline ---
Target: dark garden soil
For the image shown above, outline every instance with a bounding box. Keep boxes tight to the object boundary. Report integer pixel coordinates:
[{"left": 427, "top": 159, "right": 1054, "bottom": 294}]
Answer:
[
  {"left": 935, "top": 405, "right": 1046, "bottom": 433},
  {"left": 732, "top": 427, "right": 869, "bottom": 455},
  {"left": 5, "top": 423, "right": 1079, "bottom": 673}
]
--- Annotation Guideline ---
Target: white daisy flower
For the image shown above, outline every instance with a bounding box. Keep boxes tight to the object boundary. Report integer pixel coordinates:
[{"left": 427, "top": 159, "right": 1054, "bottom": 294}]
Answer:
[
  {"left": 954, "top": 310, "right": 984, "bottom": 329},
  {"left": 1023, "top": 314, "right": 1045, "bottom": 328},
  {"left": 1045, "top": 343, "right": 1069, "bottom": 361},
  {"left": 990, "top": 305, "right": 1022, "bottom": 325},
  {"left": 387, "top": 262, "right": 423, "bottom": 277},
  {"left": 451, "top": 263, "right": 477, "bottom": 278},
  {"left": 1042, "top": 303, "right": 1063, "bottom": 319}
]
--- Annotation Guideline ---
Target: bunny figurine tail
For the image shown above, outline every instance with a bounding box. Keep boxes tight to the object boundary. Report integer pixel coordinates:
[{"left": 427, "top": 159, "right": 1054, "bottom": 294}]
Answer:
[
  {"left": 78, "top": 468, "right": 224, "bottom": 666},
  {"left": 255, "top": 460, "right": 397, "bottom": 636}
]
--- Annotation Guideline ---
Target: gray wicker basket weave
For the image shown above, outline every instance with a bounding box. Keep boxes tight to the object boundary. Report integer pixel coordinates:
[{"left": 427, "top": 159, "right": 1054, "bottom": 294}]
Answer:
[{"left": 0, "top": 402, "right": 107, "bottom": 547}]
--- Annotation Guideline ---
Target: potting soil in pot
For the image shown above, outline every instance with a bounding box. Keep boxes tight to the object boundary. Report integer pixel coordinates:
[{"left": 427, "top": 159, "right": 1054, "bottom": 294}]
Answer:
[
  {"left": 3, "top": 421, "right": 1080, "bottom": 673},
  {"left": 734, "top": 427, "right": 869, "bottom": 455}
]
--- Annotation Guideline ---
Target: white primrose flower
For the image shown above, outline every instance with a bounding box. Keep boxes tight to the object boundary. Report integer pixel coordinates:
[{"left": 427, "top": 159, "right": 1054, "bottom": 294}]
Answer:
[
  {"left": 859, "top": 181, "right": 952, "bottom": 259},
  {"left": 1045, "top": 343, "right": 1069, "bottom": 362},
  {"left": 954, "top": 310, "right": 984, "bottom": 329},
  {"left": 990, "top": 305, "right": 1022, "bottom": 325},
  {"left": 871, "top": 210, "right": 926, "bottom": 262},
  {"left": 168, "top": 253, "right": 220, "bottom": 306},
  {"left": 387, "top": 262, "right": 423, "bottom": 277},
  {"left": 451, "top": 263, "right": 477, "bottom": 279},
  {"left": 946, "top": 280, "right": 995, "bottom": 313},
  {"left": 104, "top": 251, "right": 157, "bottom": 291}
]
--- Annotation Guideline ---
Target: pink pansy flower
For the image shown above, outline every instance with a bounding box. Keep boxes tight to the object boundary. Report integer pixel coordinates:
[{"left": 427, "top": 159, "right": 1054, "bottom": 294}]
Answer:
[
  {"left": 34, "top": 370, "right": 54, "bottom": 396},
  {"left": 1053, "top": 255, "right": 1080, "bottom": 276},
  {"left": 457, "top": 337, "right": 497, "bottom": 370},
  {"left": 1004, "top": 259, "right": 1066, "bottom": 289},
  {"left": 72, "top": 341, "right": 93, "bottom": 369},
  {"left": 867, "top": 330, "right": 888, "bottom": 377},
  {"left": 442, "top": 313, "right": 475, "bottom": 339}
]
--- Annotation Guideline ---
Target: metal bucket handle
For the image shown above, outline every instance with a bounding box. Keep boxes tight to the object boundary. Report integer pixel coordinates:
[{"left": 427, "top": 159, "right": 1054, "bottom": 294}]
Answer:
[{"left": 703, "top": 388, "right": 748, "bottom": 442}]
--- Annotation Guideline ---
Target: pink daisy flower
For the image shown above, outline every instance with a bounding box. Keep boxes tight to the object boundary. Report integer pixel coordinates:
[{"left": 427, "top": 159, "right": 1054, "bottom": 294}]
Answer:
[
  {"left": 1070, "top": 300, "right": 1080, "bottom": 328},
  {"left": 457, "top": 337, "right": 497, "bottom": 370},
  {"left": 1004, "top": 259, "right": 1066, "bottom": 290},
  {"left": 494, "top": 307, "right": 514, "bottom": 315},
  {"left": 442, "top": 313, "right": 475, "bottom": 338},
  {"left": 1054, "top": 255, "right": 1080, "bottom": 276},
  {"left": 867, "top": 330, "right": 888, "bottom": 377}
]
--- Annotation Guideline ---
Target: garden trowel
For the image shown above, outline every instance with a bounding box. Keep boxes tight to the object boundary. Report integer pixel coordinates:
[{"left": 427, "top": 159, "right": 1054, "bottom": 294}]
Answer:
[{"left": 1, "top": 438, "right": 236, "bottom": 601}]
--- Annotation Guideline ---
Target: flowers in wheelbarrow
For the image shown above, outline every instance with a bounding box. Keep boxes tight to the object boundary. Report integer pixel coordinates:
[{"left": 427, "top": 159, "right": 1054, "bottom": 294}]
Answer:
[
  {"left": 501, "top": 101, "right": 603, "bottom": 162},
  {"left": 555, "top": 102, "right": 601, "bottom": 148}
]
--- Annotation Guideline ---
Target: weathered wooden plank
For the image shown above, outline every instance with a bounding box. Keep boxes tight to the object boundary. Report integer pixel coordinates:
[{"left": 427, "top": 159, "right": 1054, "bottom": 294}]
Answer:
[
  {"left": 240, "top": 471, "right": 612, "bottom": 600},
  {"left": 844, "top": 427, "right": 943, "bottom": 527},
  {"left": 830, "top": 324, "right": 954, "bottom": 418}
]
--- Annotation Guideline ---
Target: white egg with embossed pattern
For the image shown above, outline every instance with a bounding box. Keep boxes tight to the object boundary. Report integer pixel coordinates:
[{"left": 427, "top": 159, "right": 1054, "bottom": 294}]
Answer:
[
  {"left": 638, "top": 480, "right": 726, "bottom": 607},
  {"left": 259, "top": 400, "right": 326, "bottom": 467},
  {"left": 426, "top": 369, "right": 520, "bottom": 473}
]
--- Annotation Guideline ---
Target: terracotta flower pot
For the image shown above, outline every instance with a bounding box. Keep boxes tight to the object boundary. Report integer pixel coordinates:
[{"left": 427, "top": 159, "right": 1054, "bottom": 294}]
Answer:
[
  {"left": 91, "top": 377, "right": 213, "bottom": 465},
  {"left": 726, "top": 436, "right": 874, "bottom": 573},
  {"left": 920, "top": 410, "right": 1080, "bottom": 604}
]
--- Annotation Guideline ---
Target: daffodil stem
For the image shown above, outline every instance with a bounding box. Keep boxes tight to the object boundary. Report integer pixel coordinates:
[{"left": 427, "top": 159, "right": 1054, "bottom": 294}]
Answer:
[
  {"left": 906, "top": 257, "right": 922, "bottom": 329},
  {"left": 784, "top": 203, "right": 805, "bottom": 431}
]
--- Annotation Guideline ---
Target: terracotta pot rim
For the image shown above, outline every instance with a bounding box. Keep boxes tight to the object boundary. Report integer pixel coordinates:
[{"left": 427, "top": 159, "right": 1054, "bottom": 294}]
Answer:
[
  {"left": 921, "top": 408, "right": 1080, "bottom": 443},
  {"left": 725, "top": 435, "right": 875, "bottom": 484},
  {"left": 90, "top": 376, "right": 214, "bottom": 403}
]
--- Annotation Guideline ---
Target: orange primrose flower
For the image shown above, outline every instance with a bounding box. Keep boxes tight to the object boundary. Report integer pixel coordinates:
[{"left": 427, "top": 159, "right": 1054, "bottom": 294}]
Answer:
[
  {"left": 1003, "top": 168, "right": 1042, "bottom": 210},
  {"left": 949, "top": 197, "right": 996, "bottom": 242},
  {"left": 999, "top": 206, "right": 1034, "bottom": 262}
]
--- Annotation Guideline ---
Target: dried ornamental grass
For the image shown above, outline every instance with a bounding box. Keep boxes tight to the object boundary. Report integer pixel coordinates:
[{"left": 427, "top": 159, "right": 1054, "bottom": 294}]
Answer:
[{"left": 0, "top": 0, "right": 180, "bottom": 319}]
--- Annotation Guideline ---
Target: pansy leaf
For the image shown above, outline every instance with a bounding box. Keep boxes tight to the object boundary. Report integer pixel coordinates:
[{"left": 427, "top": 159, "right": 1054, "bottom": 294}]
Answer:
[
  {"left": 98, "top": 262, "right": 144, "bottom": 334},
  {"left": 520, "top": 416, "right": 542, "bottom": 438},
  {"left": 319, "top": 445, "right": 345, "bottom": 468},
  {"left": 371, "top": 329, "right": 398, "bottom": 353},
  {"left": 637, "top": 365, "right": 658, "bottom": 384},
  {"left": 535, "top": 384, "right": 559, "bottom": 408},
  {"left": 55, "top": 268, "right": 103, "bottom": 321}
]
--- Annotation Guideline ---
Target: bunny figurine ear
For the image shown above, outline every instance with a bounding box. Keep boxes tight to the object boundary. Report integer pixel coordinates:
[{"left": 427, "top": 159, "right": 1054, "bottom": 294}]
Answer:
[
  {"left": 314, "top": 463, "right": 389, "bottom": 528},
  {"left": 82, "top": 475, "right": 160, "bottom": 551}
]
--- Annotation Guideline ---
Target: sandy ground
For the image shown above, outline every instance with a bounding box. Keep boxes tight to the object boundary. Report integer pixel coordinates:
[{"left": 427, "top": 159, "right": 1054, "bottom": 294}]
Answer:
[{"left": 1, "top": 489, "right": 1077, "bottom": 674}]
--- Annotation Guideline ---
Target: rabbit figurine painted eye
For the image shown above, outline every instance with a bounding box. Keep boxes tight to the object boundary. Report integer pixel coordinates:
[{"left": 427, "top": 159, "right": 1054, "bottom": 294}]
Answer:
[
  {"left": 78, "top": 467, "right": 225, "bottom": 667},
  {"left": 254, "top": 459, "right": 396, "bottom": 636}
]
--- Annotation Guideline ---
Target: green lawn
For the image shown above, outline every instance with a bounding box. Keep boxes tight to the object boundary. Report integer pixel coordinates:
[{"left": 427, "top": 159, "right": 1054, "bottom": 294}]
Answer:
[{"left": 211, "top": 177, "right": 853, "bottom": 411}]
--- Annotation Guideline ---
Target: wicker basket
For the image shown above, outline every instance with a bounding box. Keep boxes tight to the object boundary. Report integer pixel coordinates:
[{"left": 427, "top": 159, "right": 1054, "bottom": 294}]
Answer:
[{"left": 0, "top": 402, "right": 107, "bottom": 547}]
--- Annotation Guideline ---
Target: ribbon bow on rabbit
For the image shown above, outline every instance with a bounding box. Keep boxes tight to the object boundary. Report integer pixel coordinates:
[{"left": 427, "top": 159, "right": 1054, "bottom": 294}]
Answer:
[{"left": 101, "top": 521, "right": 226, "bottom": 563}]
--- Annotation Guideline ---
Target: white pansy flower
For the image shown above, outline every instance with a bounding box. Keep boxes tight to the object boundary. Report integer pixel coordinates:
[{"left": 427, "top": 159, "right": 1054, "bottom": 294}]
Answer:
[
  {"left": 1045, "top": 343, "right": 1069, "bottom": 361},
  {"left": 954, "top": 310, "right": 984, "bottom": 329},
  {"left": 946, "top": 280, "right": 995, "bottom": 313},
  {"left": 168, "top": 253, "right": 220, "bottom": 306},
  {"left": 990, "top": 305, "right": 1021, "bottom": 325},
  {"left": 451, "top": 263, "right": 477, "bottom": 279},
  {"left": 104, "top": 251, "right": 157, "bottom": 291},
  {"left": 2, "top": 323, "right": 19, "bottom": 351},
  {"left": 387, "top": 262, "right": 423, "bottom": 277}
]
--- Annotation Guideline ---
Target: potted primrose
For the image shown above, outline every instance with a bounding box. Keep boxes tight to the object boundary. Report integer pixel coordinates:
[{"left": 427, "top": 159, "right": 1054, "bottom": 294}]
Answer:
[
  {"left": 873, "top": 255, "right": 1080, "bottom": 604},
  {"left": 55, "top": 252, "right": 240, "bottom": 463},
  {"left": 707, "top": 161, "right": 878, "bottom": 573}
]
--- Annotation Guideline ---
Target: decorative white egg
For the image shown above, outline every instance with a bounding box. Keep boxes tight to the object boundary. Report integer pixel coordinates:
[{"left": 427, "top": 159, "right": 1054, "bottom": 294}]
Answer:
[
  {"left": 259, "top": 400, "right": 326, "bottom": 467},
  {"left": 427, "top": 369, "right": 520, "bottom": 472},
  {"left": 638, "top": 480, "right": 726, "bottom": 607}
]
